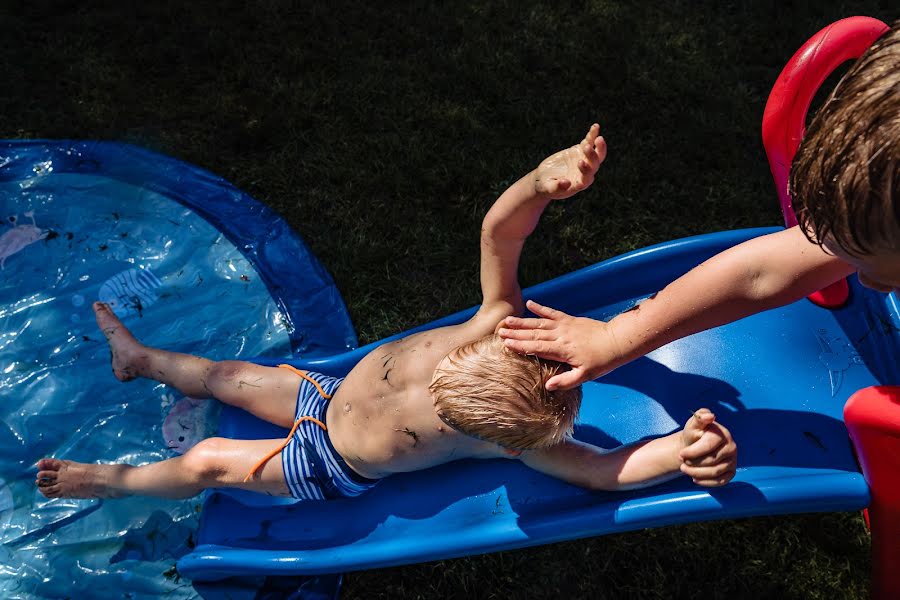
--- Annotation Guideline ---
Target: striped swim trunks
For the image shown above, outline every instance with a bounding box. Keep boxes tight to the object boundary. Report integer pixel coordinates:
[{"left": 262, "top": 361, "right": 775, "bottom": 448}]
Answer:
[{"left": 280, "top": 370, "right": 380, "bottom": 500}]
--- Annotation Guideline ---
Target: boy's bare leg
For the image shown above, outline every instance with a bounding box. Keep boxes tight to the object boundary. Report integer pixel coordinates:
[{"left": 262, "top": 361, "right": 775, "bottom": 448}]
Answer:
[
  {"left": 94, "top": 301, "right": 215, "bottom": 396},
  {"left": 35, "top": 437, "right": 292, "bottom": 499},
  {"left": 93, "top": 301, "right": 301, "bottom": 428}
]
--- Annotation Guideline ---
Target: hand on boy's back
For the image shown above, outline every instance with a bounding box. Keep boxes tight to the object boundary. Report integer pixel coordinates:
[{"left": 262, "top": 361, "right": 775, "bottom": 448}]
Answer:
[
  {"left": 498, "top": 299, "right": 618, "bottom": 390},
  {"left": 679, "top": 409, "right": 737, "bottom": 487},
  {"left": 534, "top": 123, "right": 607, "bottom": 200}
]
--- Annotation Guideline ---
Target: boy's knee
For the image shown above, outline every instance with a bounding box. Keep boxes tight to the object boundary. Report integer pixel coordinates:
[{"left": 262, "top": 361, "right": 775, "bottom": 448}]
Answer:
[
  {"left": 206, "top": 361, "right": 245, "bottom": 390},
  {"left": 181, "top": 437, "right": 231, "bottom": 482}
]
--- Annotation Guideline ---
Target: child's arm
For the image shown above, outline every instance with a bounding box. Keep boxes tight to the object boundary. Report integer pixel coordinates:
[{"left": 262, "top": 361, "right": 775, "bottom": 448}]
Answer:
[
  {"left": 500, "top": 225, "right": 855, "bottom": 390},
  {"left": 519, "top": 409, "right": 737, "bottom": 490},
  {"left": 473, "top": 124, "right": 606, "bottom": 325}
]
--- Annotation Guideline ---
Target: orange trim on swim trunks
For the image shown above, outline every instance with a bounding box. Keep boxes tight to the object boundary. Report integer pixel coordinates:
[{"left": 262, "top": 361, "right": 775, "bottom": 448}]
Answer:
[
  {"left": 243, "top": 364, "right": 332, "bottom": 483},
  {"left": 243, "top": 416, "right": 327, "bottom": 482},
  {"left": 276, "top": 364, "right": 333, "bottom": 399}
]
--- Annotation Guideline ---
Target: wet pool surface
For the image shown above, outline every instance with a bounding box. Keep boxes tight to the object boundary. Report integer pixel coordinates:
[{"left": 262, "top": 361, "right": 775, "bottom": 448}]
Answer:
[{"left": 1, "top": 170, "right": 292, "bottom": 598}]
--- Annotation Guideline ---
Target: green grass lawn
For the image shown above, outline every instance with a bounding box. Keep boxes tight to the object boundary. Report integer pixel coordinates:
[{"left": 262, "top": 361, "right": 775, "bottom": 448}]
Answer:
[{"left": 3, "top": 1, "right": 895, "bottom": 597}]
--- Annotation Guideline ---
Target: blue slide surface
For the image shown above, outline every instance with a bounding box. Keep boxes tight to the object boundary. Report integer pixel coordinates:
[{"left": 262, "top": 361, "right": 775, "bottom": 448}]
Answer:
[{"left": 180, "top": 227, "right": 898, "bottom": 580}]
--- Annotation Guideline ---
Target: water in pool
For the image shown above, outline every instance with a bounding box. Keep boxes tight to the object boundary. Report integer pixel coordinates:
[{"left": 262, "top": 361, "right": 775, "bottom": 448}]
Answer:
[{"left": 1, "top": 170, "right": 291, "bottom": 597}]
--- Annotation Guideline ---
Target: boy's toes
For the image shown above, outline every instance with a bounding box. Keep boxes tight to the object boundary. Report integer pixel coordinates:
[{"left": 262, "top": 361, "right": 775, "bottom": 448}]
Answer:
[
  {"left": 36, "top": 472, "right": 57, "bottom": 485},
  {"left": 37, "top": 458, "right": 63, "bottom": 472},
  {"left": 93, "top": 302, "right": 115, "bottom": 320},
  {"left": 39, "top": 484, "right": 61, "bottom": 498}
]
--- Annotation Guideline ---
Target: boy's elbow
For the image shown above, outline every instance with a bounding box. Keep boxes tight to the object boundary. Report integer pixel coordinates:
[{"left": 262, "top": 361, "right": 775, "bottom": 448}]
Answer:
[{"left": 481, "top": 215, "right": 502, "bottom": 240}]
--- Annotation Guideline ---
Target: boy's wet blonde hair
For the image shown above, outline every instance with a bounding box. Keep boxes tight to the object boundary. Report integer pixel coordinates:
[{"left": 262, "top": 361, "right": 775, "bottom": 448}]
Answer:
[{"left": 429, "top": 334, "right": 582, "bottom": 450}]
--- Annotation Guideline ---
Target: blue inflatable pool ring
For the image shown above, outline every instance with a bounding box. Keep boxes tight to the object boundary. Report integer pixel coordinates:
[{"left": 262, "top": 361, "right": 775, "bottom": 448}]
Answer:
[{"left": 0, "top": 140, "right": 355, "bottom": 597}]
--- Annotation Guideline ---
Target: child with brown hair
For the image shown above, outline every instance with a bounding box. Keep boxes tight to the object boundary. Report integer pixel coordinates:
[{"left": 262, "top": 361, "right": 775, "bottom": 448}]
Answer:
[
  {"left": 499, "top": 22, "right": 900, "bottom": 391},
  {"left": 36, "top": 123, "right": 737, "bottom": 502}
]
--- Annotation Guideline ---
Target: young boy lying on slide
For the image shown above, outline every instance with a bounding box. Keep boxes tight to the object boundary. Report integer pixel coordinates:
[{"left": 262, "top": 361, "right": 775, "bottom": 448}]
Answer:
[{"left": 36, "top": 124, "right": 737, "bottom": 502}]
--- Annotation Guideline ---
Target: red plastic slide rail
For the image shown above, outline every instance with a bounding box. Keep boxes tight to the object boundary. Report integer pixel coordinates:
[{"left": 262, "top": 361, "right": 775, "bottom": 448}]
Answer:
[
  {"left": 761, "top": 16, "right": 888, "bottom": 308},
  {"left": 844, "top": 386, "right": 900, "bottom": 600}
]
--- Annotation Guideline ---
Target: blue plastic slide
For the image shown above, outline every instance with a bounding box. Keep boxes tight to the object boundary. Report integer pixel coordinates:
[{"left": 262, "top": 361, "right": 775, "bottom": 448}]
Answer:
[{"left": 178, "top": 226, "right": 896, "bottom": 580}]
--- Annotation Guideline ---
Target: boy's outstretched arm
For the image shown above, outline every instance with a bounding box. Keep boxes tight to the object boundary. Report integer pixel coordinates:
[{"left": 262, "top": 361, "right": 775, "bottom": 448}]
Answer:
[
  {"left": 499, "top": 225, "right": 855, "bottom": 389},
  {"left": 473, "top": 124, "right": 606, "bottom": 325},
  {"left": 519, "top": 409, "right": 737, "bottom": 490}
]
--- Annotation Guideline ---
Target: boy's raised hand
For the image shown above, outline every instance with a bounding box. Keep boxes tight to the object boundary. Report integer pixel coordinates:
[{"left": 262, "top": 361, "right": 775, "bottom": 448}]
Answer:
[
  {"left": 534, "top": 123, "right": 607, "bottom": 200},
  {"left": 679, "top": 409, "right": 737, "bottom": 487}
]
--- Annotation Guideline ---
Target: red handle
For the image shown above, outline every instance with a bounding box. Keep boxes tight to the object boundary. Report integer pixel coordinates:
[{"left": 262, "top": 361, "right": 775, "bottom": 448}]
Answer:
[
  {"left": 761, "top": 16, "right": 888, "bottom": 308},
  {"left": 762, "top": 16, "right": 888, "bottom": 227}
]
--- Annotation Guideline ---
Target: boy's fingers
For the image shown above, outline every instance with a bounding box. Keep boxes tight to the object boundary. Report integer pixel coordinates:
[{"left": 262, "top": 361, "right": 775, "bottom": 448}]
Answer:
[
  {"left": 501, "top": 316, "right": 555, "bottom": 331},
  {"left": 502, "top": 339, "right": 566, "bottom": 361},
  {"left": 692, "top": 476, "right": 734, "bottom": 488},
  {"left": 497, "top": 327, "right": 555, "bottom": 342},
  {"left": 682, "top": 440, "right": 736, "bottom": 467},
  {"left": 681, "top": 460, "right": 736, "bottom": 481},
  {"left": 687, "top": 409, "right": 715, "bottom": 427},
  {"left": 526, "top": 299, "right": 568, "bottom": 320},
  {"left": 682, "top": 411, "right": 715, "bottom": 444},
  {"left": 594, "top": 136, "right": 607, "bottom": 162},
  {"left": 501, "top": 315, "right": 525, "bottom": 329},
  {"left": 546, "top": 368, "right": 585, "bottom": 391},
  {"left": 680, "top": 429, "right": 727, "bottom": 460}
]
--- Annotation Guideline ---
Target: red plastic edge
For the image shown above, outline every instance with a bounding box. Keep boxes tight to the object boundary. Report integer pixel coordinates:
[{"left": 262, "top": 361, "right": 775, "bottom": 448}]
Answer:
[
  {"left": 761, "top": 16, "right": 888, "bottom": 309},
  {"left": 844, "top": 386, "right": 900, "bottom": 599}
]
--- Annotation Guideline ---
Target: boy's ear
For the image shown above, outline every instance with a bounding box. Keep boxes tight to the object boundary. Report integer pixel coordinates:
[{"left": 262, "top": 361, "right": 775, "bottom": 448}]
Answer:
[{"left": 503, "top": 447, "right": 523, "bottom": 457}]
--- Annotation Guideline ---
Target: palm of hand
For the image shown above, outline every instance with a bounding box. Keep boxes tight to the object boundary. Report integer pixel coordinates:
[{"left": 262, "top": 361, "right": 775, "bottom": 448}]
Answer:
[
  {"left": 533, "top": 123, "right": 606, "bottom": 200},
  {"left": 535, "top": 147, "right": 593, "bottom": 199}
]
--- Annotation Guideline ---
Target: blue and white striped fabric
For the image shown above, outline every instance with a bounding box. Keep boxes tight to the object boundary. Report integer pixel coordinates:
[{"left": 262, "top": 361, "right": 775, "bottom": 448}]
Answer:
[
  {"left": 98, "top": 267, "right": 162, "bottom": 317},
  {"left": 281, "top": 371, "right": 379, "bottom": 501}
]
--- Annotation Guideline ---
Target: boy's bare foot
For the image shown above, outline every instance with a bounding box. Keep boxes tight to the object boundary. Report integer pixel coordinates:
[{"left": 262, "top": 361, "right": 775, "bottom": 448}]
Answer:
[
  {"left": 93, "top": 301, "right": 146, "bottom": 382},
  {"left": 35, "top": 458, "right": 128, "bottom": 499},
  {"left": 534, "top": 123, "right": 607, "bottom": 200}
]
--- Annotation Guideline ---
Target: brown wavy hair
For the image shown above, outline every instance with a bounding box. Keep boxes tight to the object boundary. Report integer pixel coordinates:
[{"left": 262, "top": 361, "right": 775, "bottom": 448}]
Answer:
[
  {"left": 429, "top": 334, "right": 582, "bottom": 450},
  {"left": 790, "top": 20, "right": 900, "bottom": 257}
]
